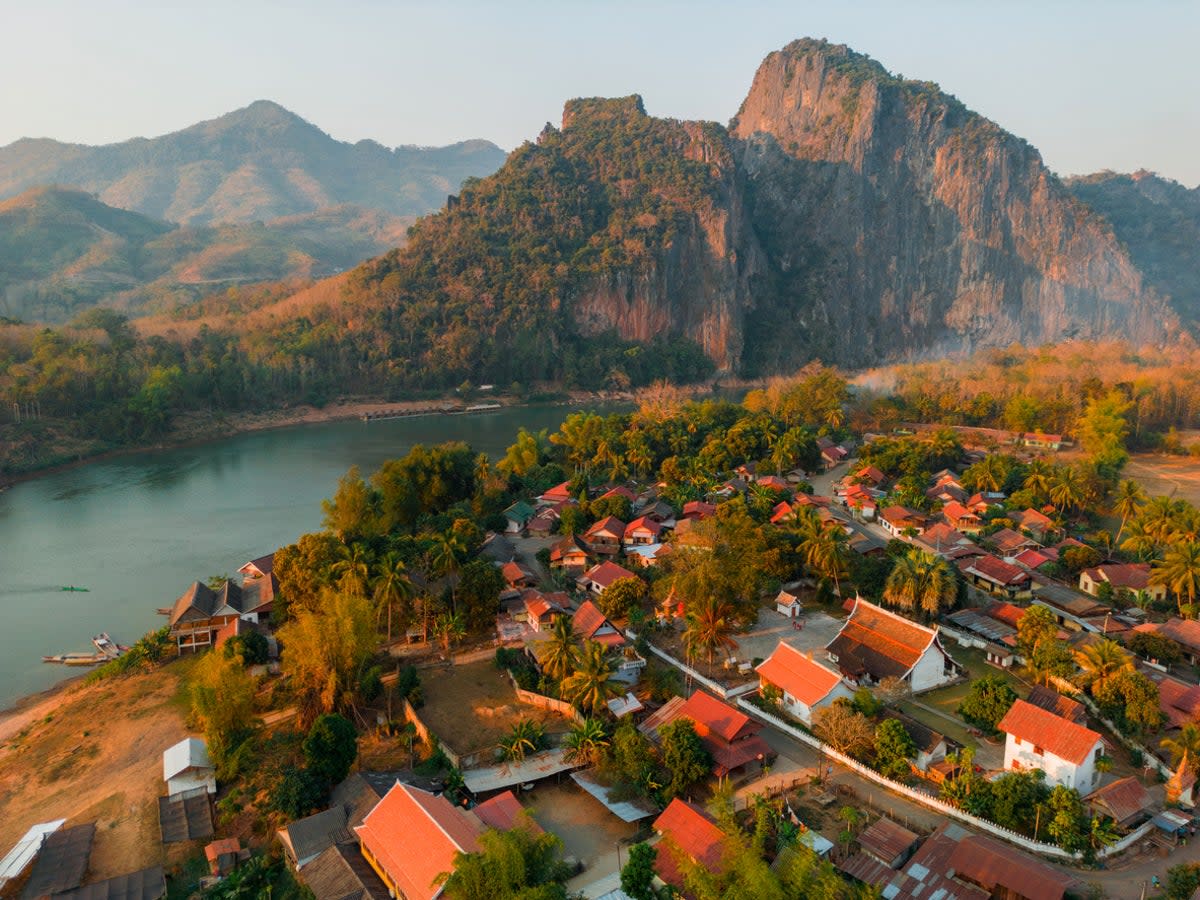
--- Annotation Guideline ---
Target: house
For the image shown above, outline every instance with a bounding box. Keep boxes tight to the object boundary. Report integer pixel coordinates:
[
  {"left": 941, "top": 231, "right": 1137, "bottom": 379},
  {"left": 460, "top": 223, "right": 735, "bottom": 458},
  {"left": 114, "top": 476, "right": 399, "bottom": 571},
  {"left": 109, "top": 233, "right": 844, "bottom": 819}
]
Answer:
[
  {"left": 525, "top": 512, "right": 558, "bottom": 537},
  {"left": 1014, "top": 547, "right": 1054, "bottom": 570},
  {"left": 1023, "top": 432, "right": 1064, "bottom": 451},
  {"left": 502, "top": 500, "right": 536, "bottom": 534},
  {"left": 1012, "top": 508, "right": 1055, "bottom": 539},
  {"left": 584, "top": 516, "right": 626, "bottom": 555},
  {"left": 914, "top": 523, "right": 980, "bottom": 560},
  {"left": 1021, "top": 684, "right": 1087, "bottom": 726},
  {"left": 998, "top": 699, "right": 1105, "bottom": 791},
  {"left": 1136, "top": 618, "right": 1200, "bottom": 666},
  {"left": 770, "top": 500, "right": 799, "bottom": 526},
  {"left": 279, "top": 806, "right": 350, "bottom": 870},
  {"left": 473, "top": 791, "right": 542, "bottom": 833},
  {"left": 354, "top": 782, "right": 483, "bottom": 900},
  {"left": 163, "top": 737, "right": 215, "bottom": 799},
  {"left": 941, "top": 501, "right": 983, "bottom": 535},
  {"left": 165, "top": 580, "right": 267, "bottom": 651},
  {"left": 880, "top": 710, "right": 960, "bottom": 773},
  {"left": 548, "top": 534, "right": 591, "bottom": 574},
  {"left": 522, "top": 590, "right": 567, "bottom": 633},
  {"left": 682, "top": 500, "right": 717, "bottom": 521},
  {"left": 774, "top": 590, "right": 803, "bottom": 618},
  {"left": 1085, "top": 777, "right": 1151, "bottom": 831},
  {"left": 1144, "top": 670, "right": 1200, "bottom": 728},
  {"left": 843, "top": 484, "right": 878, "bottom": 520},
  {"left": 642, "top": 500, "right": 677, "bottom": 524},
  {"left": 821, "top": 444, "right": 849, "bottom": 469},
  {"left": 301, "top": 841, "right": 391, "bottom": 900},
  {"left": 854, "top": 465, "right": 887, "bottom": 486},
  {"left": 966, "top": 491, "right": 1006, "bottom": 514},
  {"left": 988, "top": 527, "right": 1039, "bottom": 556},
  {"left": 756, "top": 642, "right": 852, "bottom": 725},
  {"left": 598, "top": 485, "right": 637, "bottom": 504},
  {"left": 945, "top": 605, "right": 1020, "bottom": 668},
  {"left": 856, "top": 817, "right": 919, "bottom": 868},
  {"left": 539, "top": 481, "right": 574, "bottom": 504},
  {"left": 957, "top": 555, "right": 1032, "bottom": 599},
  {"left": 578, "top": 560, "right": 638, "bottom": 595},
  {"left": 500, "top": 561, "right": 538, "bottom": 590},
  {"left": 826, "top": 598, "right": 961, "bottom": 692},
  {"left": 238, "top": 553, "right": 275, "bottom": 582},
  {"left": 757, "top": 474, "right": 791, "bottom": 492},
  {"left": 625, "top": 543, "right": 670, "bottom": 568},
  {"left": 1080, "top": 563, "right": 1164, "bottom": 602},
  {"left": 640, "top": 691, "right": 774, "bottom": 778},
  {"left": 652, "top": 800, "right": 729, "bottom": 894},
  {"left": 623, "top": 515, "right": 663, "bottom": 546},
  {"left": 879, "top": 506, "right": 927, "bottom": 537},
  {"left": 572, "top": 599, "right": 625, "bottom": 647}
]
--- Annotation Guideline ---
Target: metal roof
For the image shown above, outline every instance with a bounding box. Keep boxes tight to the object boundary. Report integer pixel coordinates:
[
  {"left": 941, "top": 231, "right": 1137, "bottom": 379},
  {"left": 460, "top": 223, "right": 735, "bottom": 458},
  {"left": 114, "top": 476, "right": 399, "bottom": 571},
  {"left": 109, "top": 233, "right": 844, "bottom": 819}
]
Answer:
[
  {"left": 569, "top": 770, "right": 658, "bottom": 822},
  {"left": 0, "top": 819, "right": 65, "bottom": 890},
  {"left": 461, "top": 748, "right": 578, "bottom": 794}
]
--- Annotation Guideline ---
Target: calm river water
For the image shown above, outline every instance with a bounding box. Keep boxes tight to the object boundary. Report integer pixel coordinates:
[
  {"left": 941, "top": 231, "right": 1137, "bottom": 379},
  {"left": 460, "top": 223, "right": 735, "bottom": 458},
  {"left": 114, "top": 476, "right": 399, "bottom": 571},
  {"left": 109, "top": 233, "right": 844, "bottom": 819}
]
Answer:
[{"left": 0, "top": 404, "right": 619, "bottom": 708}]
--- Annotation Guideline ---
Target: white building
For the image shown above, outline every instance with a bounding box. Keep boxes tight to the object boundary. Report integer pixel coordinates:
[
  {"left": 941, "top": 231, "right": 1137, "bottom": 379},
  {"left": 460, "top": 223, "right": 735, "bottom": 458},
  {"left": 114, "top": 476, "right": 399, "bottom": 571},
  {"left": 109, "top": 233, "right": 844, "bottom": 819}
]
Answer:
[
  {"left": 756, "top": 642, "right": 853, "bottom": 725},
  {"left": 825, "top": 598, "right": 961, "bottom": 694},
  {"left": 163, "top": 737, "right": 216, "bottom": 799},
  {"left": 998, "top": 699, "right": 1105, "bottom": 792}
]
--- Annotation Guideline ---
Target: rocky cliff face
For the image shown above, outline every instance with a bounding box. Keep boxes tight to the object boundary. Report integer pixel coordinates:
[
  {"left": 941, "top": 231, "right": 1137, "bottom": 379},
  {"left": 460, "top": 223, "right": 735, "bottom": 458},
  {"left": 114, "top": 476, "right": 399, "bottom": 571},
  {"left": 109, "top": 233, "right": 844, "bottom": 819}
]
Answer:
[{"left": 728, "top": 39, "right": 1183, "bottom": 371}]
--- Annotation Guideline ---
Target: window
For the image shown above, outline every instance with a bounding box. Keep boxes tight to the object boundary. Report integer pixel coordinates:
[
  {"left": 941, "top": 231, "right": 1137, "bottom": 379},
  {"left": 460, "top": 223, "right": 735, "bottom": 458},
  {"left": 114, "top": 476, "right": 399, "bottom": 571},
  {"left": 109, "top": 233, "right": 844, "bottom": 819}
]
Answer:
[{"left": 1033, "top": 745, "right": 1044, "bottom": 756}]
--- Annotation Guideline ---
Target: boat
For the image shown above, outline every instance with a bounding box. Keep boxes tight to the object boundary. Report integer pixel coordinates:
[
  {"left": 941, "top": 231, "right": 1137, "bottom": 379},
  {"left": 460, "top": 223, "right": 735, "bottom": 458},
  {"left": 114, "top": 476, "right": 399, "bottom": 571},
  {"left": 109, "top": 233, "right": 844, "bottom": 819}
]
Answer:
[
  {"left": 92, "top": 633, "right": 123, "bottom": 659},
  {"left": 60, "top": 586, "right": 90, "bottom": 592},
  {"left": 42, "top": 652, "right": 106, "bottom": 666}
]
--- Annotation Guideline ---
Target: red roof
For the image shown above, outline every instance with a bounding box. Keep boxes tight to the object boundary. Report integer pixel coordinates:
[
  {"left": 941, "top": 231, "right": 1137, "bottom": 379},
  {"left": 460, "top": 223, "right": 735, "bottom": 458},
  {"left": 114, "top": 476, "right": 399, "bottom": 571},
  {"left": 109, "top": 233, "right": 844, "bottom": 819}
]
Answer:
[
  {"left": 1014, "top": 508, "right": 1054, "bottom": 530},
  {"left": 585, "top": 516, "right": 626, "bottom": 540},
  {"left": 1084, "top": 776, "right": 1150, "bottom": 826},
  {"left": 501, "top": 561, "right": 534, "bottom": 584},
  {"left": 599, "top": 485, "right": 637, "bottom": 502},
  {"left": 678, "top": 691, "right": 760, "bottom": 744},
  {"left": 582, "top": 560, "right": 638, "bottom": 590},
  {"left": 958, "top": 554, "right": 1030, "bottom": 588},
  {"left": 473, "top": 790, "right": 541, "bottom": 833},
  {"left": 572, "top": 599, "right": 623, "bottom": 646},
  {"left": 990, "top": 527, "right": 1036, "bottom": 554},
  {"left": 856, "top": 466, "right": 886, "bottom": 484},
  {"left": 942, "top": 500, "right": 979, "bottom": 523},
  {"left": 355, "top": 783, "right": 482, "bottom": 900},
  {"left": 625, "top": 515, "right": 663, "bottom": 537},
  {"left": 826, "top": 598, "right": 938, "bottom": 679},
  {"left": 653, "top": 800, "right": 728, "bottom": 891},
  {"left": 987, "top": 602, "right": 1026, "bottom": 628},
  {"left": 880, "top": 505, "right": 925, "bottom": 527},
  {"left": 541, "top": 481, "right": 573, "bottom": 502},
  {"left": 1014, "top": 548, "right": 1052, "bottom": 569},
  {"left": 997, "top": 700, "right": 1102, "bottom": 765},
  {"left": 756, "top": 643, "right": 844, "bottom": 706},
  {"left": 1025, "top": 685, "right": 1087, "bottom": 725},
  {"left": 757, "top": 475, "right": 791, "bottom": 491},
  {"left": 1086, "top": 563, "right": 1152, "bottom": 591},
  {"left": 769, "top": 501, "right": 796, "bottom": 524},
  {"left": 682, "top": 500, "right": 717, "bottom": 520},
  {"left": 549, "top": 535, "right": 589, "bottom": 562}
]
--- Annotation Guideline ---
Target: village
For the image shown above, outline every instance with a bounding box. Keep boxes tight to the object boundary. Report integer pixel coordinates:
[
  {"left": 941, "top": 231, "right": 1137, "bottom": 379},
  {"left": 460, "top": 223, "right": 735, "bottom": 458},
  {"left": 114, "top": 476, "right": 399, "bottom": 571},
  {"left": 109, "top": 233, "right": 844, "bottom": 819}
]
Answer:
[{"left": 5, "top": 379, "right": 1200, "bottom": 900}]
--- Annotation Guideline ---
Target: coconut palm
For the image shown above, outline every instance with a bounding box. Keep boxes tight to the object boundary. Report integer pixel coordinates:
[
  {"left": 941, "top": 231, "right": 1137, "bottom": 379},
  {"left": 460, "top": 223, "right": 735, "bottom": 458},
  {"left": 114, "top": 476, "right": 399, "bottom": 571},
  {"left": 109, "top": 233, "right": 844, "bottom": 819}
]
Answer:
[
  {"left": 332, "top": 542, "right": 373, "bottom": 597},
  {"left": 1161, "top": 723, "right": 1200, "bottom": 770},
  {"left": 1049, "top": 467, "right": 1085, "bottom": 515},
  {"left": 563, "top": 718, "right": 610, "bottom": 766},
  {"left": 371, "top": 551, "right": 414, "bottom": 642},
  {"left": 1023, "top": 459, "right": 1054, "bottom": 500},
  {"left": 432, "top": 611, "right": 465, "bottom": 654},
  {"left": 682, "top": 597, "right": 738, "bottom": 665},
  {"left": 429, "top": 532, "right": 466, "bottom": 610},
  {"left": 560, "top": 640, "right": 621, "bottom": 715},
  {"left": 1111, "top": 479, "right": 1147, "bottom": 543},
  {"left": 966, "top": 455, "right": 1007, "bottom": 494},
  {"left": 1073, "top": 639, "right": 1134, "bottom": 693},
  {"left": 884, "top": 549, "right": 958, "bottom": 621},
  {"left": 1152, "top": 541, "right": 1200, "bottom": 615},
  {"left": 792, "top": 509, "right": 850, "bottom": 594},
  {"left": 500, "top": 719, "right": 545, "bottom": 762},
  {"left": 541, "top": 614, "right": 581, "bottom": 682}
]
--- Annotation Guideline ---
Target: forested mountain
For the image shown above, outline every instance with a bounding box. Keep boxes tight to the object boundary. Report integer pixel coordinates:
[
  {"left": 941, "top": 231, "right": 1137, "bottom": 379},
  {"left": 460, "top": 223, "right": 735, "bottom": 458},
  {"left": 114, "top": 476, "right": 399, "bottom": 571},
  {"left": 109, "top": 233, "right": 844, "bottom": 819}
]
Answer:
[
  {"left": 0, "top": 186, "right": 412, "bottom": 322},
  {"left": 245, "top": 38, "right": 1187, "bottom": 389},
  {"left": 0, "top": 100, "right": 507, "bottom": 225},
  {"left": 1066, "top": 170, "right": 1200, "bottom": 325}
]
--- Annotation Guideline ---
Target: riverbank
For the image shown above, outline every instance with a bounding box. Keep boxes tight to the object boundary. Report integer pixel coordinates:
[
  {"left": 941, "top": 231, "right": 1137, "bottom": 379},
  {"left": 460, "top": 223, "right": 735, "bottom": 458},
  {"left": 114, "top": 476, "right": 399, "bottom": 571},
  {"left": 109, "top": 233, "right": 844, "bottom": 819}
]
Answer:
[
  {"left": 0, "top": 387, "right": 639, "bottom": 489},
  {"left": 0, "top": 673, "right": 87, "bottom": 746}
]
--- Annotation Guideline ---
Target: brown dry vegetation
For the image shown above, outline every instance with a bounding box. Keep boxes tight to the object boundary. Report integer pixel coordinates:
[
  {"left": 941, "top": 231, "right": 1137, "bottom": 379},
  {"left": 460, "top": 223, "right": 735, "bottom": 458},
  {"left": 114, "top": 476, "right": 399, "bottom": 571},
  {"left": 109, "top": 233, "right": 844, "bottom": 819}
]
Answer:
[{"left": 0, "top": 658, "right": 197, "bottom": 880}]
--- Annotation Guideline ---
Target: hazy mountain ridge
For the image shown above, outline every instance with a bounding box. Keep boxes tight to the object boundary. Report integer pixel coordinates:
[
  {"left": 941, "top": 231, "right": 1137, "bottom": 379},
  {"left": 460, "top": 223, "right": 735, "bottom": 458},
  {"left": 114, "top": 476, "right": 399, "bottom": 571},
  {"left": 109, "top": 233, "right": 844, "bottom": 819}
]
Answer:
[
  {"left": 0, "top": 100, "right": 508, "bottom": 225},
  {"left": 0, "top": 186, "right": 413, "bottom": 322}
]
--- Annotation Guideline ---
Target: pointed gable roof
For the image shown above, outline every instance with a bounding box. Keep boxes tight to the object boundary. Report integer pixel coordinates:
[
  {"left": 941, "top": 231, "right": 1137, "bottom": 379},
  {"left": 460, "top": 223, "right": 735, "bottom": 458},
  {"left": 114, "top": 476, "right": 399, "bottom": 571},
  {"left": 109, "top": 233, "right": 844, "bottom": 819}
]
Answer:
[
  {"left": 354, "top": 782, "right": 482, "bottom": 900},
  {"left": 826, "top": 598, "right": 940, "bottom": 680},
  {"left": 677, "top": 690, "right": 761, "bottom": 744},
  {"left": 756, "top": 642, "right": 844, "bottom": 707},
  {"left": 1084, "top": 776, "right": 1150, "bottom": 826},
  {"left": 1025, "top": 685, "right": 1087, "bottom": 725},
  {"left": 168, "top": 581, "right": 218, "bottom": 626},
  {"left": 585, "top": 515, "right": 626, "bottom": 539},
  {"left": 473, "top": 790, "right": 541, "bottom": 833},
  {"left": 653, "top": 799, "right": 729, "bottom": 891},
  {"left": 572, "top": 599, "right": 623, "bottom": 646},
  {"left": 997, "top": 700, "right": 1102, "bottom": 765},
  {"left": 581, "top": 560, "right": 637, "bottom": 590}
]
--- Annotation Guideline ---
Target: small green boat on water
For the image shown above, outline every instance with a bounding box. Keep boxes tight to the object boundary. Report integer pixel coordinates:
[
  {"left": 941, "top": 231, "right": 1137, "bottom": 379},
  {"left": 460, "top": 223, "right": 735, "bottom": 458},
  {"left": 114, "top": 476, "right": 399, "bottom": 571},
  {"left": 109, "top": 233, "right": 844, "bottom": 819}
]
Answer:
[{"left": 60, "top": 586, "right": 90, "bottom": 592}]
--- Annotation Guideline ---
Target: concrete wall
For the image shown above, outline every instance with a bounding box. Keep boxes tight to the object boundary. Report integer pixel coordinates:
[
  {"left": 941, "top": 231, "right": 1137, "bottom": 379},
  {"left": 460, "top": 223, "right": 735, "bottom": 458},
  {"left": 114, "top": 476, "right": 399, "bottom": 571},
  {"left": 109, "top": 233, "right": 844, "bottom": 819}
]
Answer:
[{"left": 1003, "top": 733, "right": 1101, "bottom": 792}]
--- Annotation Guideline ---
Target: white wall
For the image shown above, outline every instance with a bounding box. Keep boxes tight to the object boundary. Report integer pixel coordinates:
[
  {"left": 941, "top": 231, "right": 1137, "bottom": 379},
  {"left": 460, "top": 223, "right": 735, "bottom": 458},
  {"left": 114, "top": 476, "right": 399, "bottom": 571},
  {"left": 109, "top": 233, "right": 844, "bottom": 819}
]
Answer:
[
  {"left": 1003, "top": 734, "right": 1101, "bottom": 792},
  {"left": 780, "top": 680, "right": 854, "bottom": 726},
  {"left": 909, "top": 644, "right": 953, "bottom": 693}
]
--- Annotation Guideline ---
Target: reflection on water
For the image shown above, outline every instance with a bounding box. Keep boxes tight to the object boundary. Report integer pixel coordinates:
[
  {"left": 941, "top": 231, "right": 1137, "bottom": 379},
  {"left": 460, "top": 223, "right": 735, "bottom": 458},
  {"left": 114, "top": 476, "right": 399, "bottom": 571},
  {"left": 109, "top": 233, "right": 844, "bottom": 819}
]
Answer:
[{"left": 0, "top": 404, "right": 626, "bottom": 706}]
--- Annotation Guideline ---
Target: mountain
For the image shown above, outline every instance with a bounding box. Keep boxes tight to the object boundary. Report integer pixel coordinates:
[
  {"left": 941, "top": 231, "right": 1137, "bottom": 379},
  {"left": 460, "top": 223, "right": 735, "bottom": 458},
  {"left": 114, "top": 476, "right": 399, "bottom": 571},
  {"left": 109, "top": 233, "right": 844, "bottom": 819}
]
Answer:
[
  {"left": 1065, "top": 170, "right": 1200, "bottom": 324},
  {"left": 0, "top": 186, "right": 413, "bottom": 322},
  {"left": 0, "top": 100, "right": 507, "bottom": 225},
  {"left": 269, "top": 39, "right": 1183, "bottom": 389}
]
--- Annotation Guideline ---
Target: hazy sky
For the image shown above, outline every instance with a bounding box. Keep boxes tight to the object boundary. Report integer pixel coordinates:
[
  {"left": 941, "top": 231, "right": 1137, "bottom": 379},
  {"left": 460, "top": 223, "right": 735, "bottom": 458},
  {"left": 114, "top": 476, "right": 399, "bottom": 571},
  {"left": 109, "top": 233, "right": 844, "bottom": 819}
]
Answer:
[{"left": 3, "top": 1, "right": 1198, "bottom": 186}]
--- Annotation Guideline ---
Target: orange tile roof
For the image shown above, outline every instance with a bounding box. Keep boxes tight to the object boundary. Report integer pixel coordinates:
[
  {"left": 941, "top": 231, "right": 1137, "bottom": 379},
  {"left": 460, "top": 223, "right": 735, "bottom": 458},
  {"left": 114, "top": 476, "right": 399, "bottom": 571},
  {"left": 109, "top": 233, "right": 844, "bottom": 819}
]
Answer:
[
  {"left": 653, "top": 799, "right": 728, "bottom": 891},
  {"left": 987, "top": 602, "right": 1026, "bottom": 628},
  {"left": 572, "top": 600, "right": 622, "bottom": 645},
  {"left": 541, "top": 481, "right": 573, "bottom": 501},
  {"left": 626, "top": 515, "right": 663, "bottom": 536},
  {"left": 677, "top": 691, "right": 760, "bottom": 744},
  {"left": 756, "top": 642, "right": 844, "bottom": 706},
  {"left": 1084, "top": 776, "right": 1150, "bottom": 826},
  {"left": 585, "top": 516, "right": 626, "bottom": 539},
  {"left": 826, "top": 599, "right": 938, "bottom": 679},
  {"left": 354, "top": 783, "right": 481, "bottom": 900},
  {"left": 997, "top": 700, "right": 1102, "bottom": 765},
  {"left": 473, "top": 790, "right": 541, "bottom": 833},
  {"left": 501, "top": 561, "right": 534, "bottom": 584},
  {"left": 581, "top": 561, "right": 637, "bottom": 590}
]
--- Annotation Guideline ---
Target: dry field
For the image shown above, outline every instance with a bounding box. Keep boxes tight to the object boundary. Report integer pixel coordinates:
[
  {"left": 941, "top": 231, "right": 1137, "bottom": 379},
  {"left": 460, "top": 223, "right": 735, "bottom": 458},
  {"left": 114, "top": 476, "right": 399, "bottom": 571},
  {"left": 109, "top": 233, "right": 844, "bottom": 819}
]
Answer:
[
  {"left": 0, "top": 659, "right": 197, "bottom": 881},
  {"left": 1126, "top": 452, "right": 1200, "bottom": 506}
]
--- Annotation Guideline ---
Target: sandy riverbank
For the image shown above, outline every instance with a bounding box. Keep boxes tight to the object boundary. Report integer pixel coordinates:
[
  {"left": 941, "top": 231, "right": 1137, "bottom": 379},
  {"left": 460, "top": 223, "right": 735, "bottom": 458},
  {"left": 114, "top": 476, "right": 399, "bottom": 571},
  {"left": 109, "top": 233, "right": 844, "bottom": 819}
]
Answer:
[{"left": 0, "top": 673, "right": 86, "bottom": 747}]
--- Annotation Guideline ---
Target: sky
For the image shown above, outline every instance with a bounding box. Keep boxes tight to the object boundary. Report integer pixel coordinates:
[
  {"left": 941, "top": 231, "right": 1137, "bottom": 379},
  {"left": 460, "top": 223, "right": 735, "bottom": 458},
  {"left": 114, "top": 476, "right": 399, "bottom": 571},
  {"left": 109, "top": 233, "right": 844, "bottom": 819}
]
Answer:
[{"left": 2, "top": 0, "right": 1198, "bottom": 186}]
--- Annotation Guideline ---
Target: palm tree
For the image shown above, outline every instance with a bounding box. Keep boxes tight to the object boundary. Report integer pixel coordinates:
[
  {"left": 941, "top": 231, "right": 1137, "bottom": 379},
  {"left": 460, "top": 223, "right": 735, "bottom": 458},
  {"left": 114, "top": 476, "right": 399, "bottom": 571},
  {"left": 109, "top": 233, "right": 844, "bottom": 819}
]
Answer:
[
  {"left": 1023, "top": 459, "right": 1053, "bottom": 499},
  {"left": 541, "top": 614, "right": 581, "bottom": 682},
  {"left": 1049, "top": 467, "right": 1084, "bottom": 515},
  {"left": 1088, "top": 816, "right": 1120, "bottom": 853},
  {"left": 430, "top": 533, "right": 466, "bottom": 610},
  {"left": 884, "top": 549, "right": 958, "bottom": 621},
  {"left": 793, "top": 510, "right": 850, "bottom": 594},
  {"left": 1161, "top": 723, "right": 1200, "bottom": 770},
  {"left": 1111, "top": 479, "right": 1147, "bottom": 543},
  {"left": 500, "top": 719, "right": 545, "bottom": 762},
  {"left": 332, "top": 542, "right": 373, "bottom": 597},
  {"left": 560, "top": 640, "right": 621, "bottom": 715},
  {"left": 682, "top": 597, "right": 738, "bottom": 665},
  {"left": 563, "top": 718, "right": 610, "bottom": 767},
  {"left": 371, "top": 551, "right": 414, "bottom": 642},
  {"left": 1152, "top": 541, "right": 1200, "bottom": 615},
  {"left": 967, "top": 455, "right": 1007, "bottom": 493},
  {"left": 1073, "top": 639, "right": 1134, "bottom": 694},
  {"left": 432, "top": 611, "right": 465, "bottom": 654}
]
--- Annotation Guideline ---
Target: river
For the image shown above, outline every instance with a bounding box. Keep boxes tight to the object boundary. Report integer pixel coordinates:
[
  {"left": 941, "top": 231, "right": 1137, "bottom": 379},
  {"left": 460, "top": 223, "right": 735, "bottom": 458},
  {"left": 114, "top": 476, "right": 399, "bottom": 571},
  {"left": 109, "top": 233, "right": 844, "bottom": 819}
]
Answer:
[{"left": 0, "top": 404, "right": 622, "bottom": 708}]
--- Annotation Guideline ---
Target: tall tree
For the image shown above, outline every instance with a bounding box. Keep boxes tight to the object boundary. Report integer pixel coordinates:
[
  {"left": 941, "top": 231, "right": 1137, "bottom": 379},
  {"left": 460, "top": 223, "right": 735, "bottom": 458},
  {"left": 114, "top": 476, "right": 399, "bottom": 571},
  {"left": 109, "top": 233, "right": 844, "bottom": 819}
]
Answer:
[
  {"left": 682, "top": 597, "right": 738, "bottom": 665},
  {"left": 371, "top": 551, "right": 414, "bottom": 642},
  {"left": 883, "top": 549, "right": 957, "bottom": 621},
  {"left": 560, "top": 640, "right": 621, "bottom": 715},
  {"left": 541, "top": 615, "right": 581, "bottom": 683},
  {"left": 1111, "top": 479, "right": 1147, "bottom": 543},
  {"left": 1074, "top": 639, "right": 1134, "bottom": 694},
  {"left": 1153, "top": 541, "right": 1200, "bottom": 616}
]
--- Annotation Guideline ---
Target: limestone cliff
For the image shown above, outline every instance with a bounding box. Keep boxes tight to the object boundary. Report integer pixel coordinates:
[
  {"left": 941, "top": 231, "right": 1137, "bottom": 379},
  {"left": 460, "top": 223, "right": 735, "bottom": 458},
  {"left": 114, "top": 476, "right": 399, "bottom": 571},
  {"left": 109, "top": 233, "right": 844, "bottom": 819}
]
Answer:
[{"left": 729, "top": 39, "right": 1183, "bottom": 371}]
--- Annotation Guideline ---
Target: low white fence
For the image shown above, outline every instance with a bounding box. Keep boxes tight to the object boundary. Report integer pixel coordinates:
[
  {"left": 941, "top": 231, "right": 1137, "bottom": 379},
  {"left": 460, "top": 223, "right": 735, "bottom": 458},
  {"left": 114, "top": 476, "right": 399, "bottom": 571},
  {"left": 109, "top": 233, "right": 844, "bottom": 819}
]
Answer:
[
  {"left": 626, "top": 629, "right": 758, "bottom": 700},
  {"left": 738, "top": 699, "right": 1149, "bottom": 861}
]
